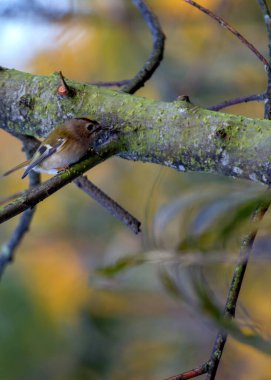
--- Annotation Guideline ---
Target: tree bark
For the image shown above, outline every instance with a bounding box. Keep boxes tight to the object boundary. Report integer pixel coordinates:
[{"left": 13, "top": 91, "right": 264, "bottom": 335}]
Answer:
[{"left": 1, "top": 67, "right": 271, "bottom": 185}]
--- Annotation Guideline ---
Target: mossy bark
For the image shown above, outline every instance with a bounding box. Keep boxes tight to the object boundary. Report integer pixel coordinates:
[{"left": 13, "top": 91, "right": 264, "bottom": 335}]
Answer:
[{"left": 1, "top": 68, "right": 271, "bottom": 185}]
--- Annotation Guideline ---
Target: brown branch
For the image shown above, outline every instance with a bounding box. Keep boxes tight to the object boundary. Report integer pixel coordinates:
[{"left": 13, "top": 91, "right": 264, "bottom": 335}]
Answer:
[
  {"left": 0, "top": 136, "right": 40, "bottom": 276},
  {"left": 182, "top": 0, "right": 270, "bottom": 70},
  {"left": 165, "top": 363, "right": 209, "bottom": 380},
  {"left": 87, "top": 0, "right": 165, "bottom": 93},
  {"left": 57, "top": 70, "right": 75, "bottom": 97},
  {"left": 258, "top": 1, "right": 271, "bottom": 118},
  {"left": 121, "top": 0, "right": 165, "bottom": 94},
  {"left": 205, "top": 202, "right": 269, "bottom": 380},
  {"left": 74, "top": 175, "right": 141, "bottom": 234},
  {"left": 0, "top": 144, "right": 118, "bottom": 225},
  {"left": 208, "top": 93, "right": 266, "bottom": 111},
  {"left": 0, "top": 171, "right": 40, "bottom": 276},
  {"left": 88, "top": 80, "right": 131, "bottom": 87}
]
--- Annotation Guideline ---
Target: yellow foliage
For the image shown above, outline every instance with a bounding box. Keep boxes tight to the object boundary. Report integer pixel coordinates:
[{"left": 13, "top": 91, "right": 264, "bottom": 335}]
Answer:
[{"left": 20, "top": 241, "right": 90, "bottom": 322}]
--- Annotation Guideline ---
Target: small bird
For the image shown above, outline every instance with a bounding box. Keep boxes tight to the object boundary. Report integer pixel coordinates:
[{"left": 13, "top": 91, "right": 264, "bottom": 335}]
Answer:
[{"left": 3, "top": 118, "right": 102, "bottom": 179}]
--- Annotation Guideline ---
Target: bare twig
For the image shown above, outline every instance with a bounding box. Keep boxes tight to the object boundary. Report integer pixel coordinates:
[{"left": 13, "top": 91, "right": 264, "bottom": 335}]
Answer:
[
  {"left": 74, "top": 175, "right": 141, "bottom": 234},
  {"left": 121, "top": 0, "right": 165, "bottom": 94},
  {"left": 182, "top": 0, "right": 270, "bottom": 70},
  {"left": 205, "top": 203, "right": 269, "bottom": 380},
  {"left": 88, "top": 80, "right": 131, "bottom": 87},
  {"left": 208, "top": 93, "right": 266, "bottom": 111},
  {"left": 0, "top": 137, "right": 41, "bottom": 276},
  {"left": 0, "top": 171, "right": 40, "bottom": 276},
  {"left": 258, "top": 1, "right": 271, "bottom": 118},
  {"left": 205, "top": 3, "right": 271, "bottom": 375},
  {"left": 87, "top": 0, "right": 165, "bottom": 92},
  {"left": 165, "top": 363, "right": 209, "bottom": 380}
]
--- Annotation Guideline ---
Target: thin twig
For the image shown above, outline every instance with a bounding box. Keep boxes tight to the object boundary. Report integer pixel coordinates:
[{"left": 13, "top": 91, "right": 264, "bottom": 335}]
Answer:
[
  {"left": 88, "top": 80, "right": 131, "bottom": 87},
  {"left": 0, "top": 171, "right": 40, "bottom": 277},
  {"left": 164, "top": 201, "right": 270, "bottom": 380},
  {"left": 74, "top": 175, "right": 141, "bottom": 234},
  {"left": 88, "top": 0, "right": 165, "bottom": 93},
  {"left": 205, "top": 203, "right": 269, "bottom": 380},
  {"left": 165, "top": 363, "right": 209, "bottom": 380},
  {"left": 182, "top": 0, "right": 270, "bottom": 70},
  {"left": 208, "top": 93, "right": 266, "bottom": 111},
  {"left": 258, "top": 1, "right": 271, "bottom": 118},
  {"left": 205, "top": 3, "right": 271, "bottom": 372},
  {"left": 0, "top": 137, "right": 41, "bottom": 276},
  {"left": 122, "top": 0, "right": 165, "bottom": 94}
]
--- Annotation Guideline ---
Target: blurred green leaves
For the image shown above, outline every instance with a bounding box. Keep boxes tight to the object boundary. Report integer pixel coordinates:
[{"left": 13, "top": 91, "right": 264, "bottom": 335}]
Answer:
[{"left": 154, "top": 184, "right": 271, "bottom": 252}]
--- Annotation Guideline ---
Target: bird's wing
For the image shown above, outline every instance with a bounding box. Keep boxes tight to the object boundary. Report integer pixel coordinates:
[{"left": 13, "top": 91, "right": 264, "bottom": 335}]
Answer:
[
  {"left": 21, "top": 138, "right": 66, "bottom": 179},
  {"left": 3, "top": 159, "right": 31, "bottom": 177}
]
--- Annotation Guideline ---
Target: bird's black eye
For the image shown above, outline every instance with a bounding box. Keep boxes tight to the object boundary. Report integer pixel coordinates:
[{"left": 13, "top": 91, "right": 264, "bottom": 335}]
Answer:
[
  {"left": 87, "top": 123, "right": 94, "bottom": 131},
  {"left": 87, "top": 121, "right": 100, "bottom": 131}
]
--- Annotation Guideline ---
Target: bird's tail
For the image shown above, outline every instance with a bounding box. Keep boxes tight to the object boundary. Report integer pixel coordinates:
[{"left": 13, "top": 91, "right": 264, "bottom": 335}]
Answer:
[{"left": 2, "top": 159, "right": 30, "bottom": 177}]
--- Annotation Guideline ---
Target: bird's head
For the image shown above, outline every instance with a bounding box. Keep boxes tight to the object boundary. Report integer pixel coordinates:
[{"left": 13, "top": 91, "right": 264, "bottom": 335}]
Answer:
[{"left": 64, "top": 118, "right": 102, "bottom": 141}]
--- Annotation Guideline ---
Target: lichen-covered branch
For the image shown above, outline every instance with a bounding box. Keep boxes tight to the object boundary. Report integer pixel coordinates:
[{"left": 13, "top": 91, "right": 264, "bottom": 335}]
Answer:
[
  {"left": 1, "top": 68, "right": 271, "bottom": 186},
  {"left": 0, "top": 145, "right": 118, "bottom": 224}
]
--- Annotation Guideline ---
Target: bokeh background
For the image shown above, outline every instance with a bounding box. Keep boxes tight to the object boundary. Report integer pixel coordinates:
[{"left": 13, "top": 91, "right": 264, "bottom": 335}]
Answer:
[{"left": 1, "top": 1, "right": 271, "bottom": 379}]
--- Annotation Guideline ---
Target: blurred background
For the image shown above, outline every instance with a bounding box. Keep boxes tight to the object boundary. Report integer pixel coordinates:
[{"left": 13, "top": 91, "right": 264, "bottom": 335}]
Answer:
[{"left": 1, "top": 1, "right": 271, "bottom": 379}]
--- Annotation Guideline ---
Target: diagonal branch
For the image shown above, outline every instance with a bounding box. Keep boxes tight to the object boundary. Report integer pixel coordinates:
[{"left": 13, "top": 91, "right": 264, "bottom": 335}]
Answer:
[
  {"left": 88, "top": 80, "right": 131, "bottom": 88},
  {"left": 182, "top": 0, "right": 270, "bottom": 69},
  {"left": 0, "top": 136, "right": 41, "bottom": 276},
  {"left": 205, "top": 202, "right": 269, "bottom": 380},
  {"left": 208, "top": 93, "right": 266, "bottom": 111},
  {"left": 165, "top": 363, "right": 209, "bottom": 380},
  {"left": 0, "top": 172, "right": 40, "bottom": 276},
  {"left": 0, "top": 143, "right": 118, "bottom": 225},
  {"left": 121, "top": 0, "right": 165, "bottom": 94},
  {"left": 258, "top": 1, "right": 271, "bottom": 118},
  {"left": 74, "top": 175, "right": 141, "bottom": 234}
]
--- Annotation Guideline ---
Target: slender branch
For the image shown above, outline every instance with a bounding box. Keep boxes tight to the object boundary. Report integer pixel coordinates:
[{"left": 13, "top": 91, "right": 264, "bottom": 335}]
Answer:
[
  {"left": 0, "top": 137, "right": 40, "bottom": 276},
  {"left": 182, "top": 0, "right": 270, "bottom": 70},
  {"left": 205, "top": 4, "right": 271, "bottom": 371},
  {"left": 88, "top": 0, "right": 165, "bottom": 92},
  {"left": 74, "top": 175, "right": 141, "bottom": 234},
  {"left": 0, "top": 172, "right": 40, "bottom": 276},
  {"left": 208, "top": 93, "right": 266, "bottom": 111},
  {"left": 0, "top": 144, "right": 118, "bottom": 225},
  {"left": 88, "top": 80, "right": 131, "bottom": 87},
  {"left": 121, "top": 0, "right": 165, "bottom": 94},
  {"left": 165, "top": 363, "right": 209, "bottom": 380},
  {"left": 258, "top": 1, "right": 271, "bottom": 118},
  {"left": 205, "top": 203, "right": 269, "bottom": 380}
]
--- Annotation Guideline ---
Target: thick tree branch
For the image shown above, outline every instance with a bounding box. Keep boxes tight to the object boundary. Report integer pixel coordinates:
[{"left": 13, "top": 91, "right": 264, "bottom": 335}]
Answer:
[{"left": 2, "top": 69, "right": 271, "bottom": 186}]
